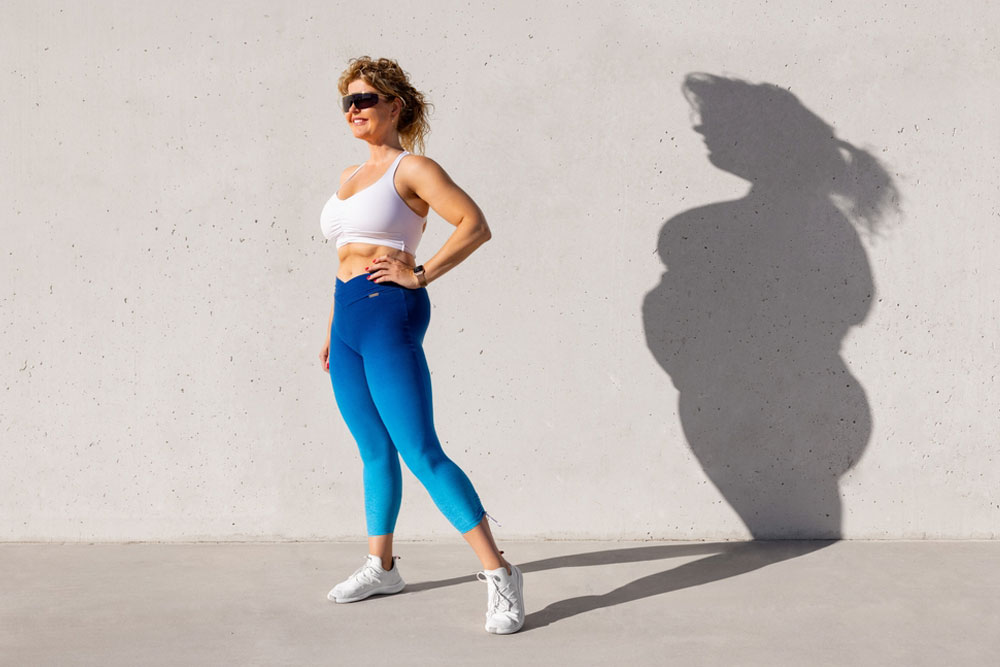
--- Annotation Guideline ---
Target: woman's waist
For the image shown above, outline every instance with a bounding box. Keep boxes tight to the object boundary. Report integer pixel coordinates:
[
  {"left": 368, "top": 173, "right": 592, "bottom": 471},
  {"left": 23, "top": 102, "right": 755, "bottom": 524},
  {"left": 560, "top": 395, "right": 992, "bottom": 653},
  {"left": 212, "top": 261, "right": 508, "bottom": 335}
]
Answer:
[{"left": 336, "top": 242, "right": 415, "bottom": 282}]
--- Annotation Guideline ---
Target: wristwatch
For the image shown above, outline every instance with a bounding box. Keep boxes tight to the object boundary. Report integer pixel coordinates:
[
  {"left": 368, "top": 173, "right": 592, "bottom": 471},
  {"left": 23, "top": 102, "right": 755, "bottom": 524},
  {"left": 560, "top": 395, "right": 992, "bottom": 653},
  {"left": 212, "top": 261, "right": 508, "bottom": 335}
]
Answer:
[{"left": 413, "top": 264, "right": 428, "bottom": 287}]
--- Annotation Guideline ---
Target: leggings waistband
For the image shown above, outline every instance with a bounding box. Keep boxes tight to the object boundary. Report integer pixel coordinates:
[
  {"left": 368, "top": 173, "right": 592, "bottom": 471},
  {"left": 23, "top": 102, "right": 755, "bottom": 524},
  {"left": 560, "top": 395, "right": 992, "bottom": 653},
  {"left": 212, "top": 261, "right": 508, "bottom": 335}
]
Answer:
[{"left": 335, "top": 273, "right": 408, "bottom": 301}]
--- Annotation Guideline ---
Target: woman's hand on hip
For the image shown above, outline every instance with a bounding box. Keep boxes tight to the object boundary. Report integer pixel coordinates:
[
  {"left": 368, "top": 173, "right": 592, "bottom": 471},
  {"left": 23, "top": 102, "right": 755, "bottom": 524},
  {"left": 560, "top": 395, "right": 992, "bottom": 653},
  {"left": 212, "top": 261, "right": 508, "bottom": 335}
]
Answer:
[{"left": 366, "top": 255, "right": 421, "bottom": 289}]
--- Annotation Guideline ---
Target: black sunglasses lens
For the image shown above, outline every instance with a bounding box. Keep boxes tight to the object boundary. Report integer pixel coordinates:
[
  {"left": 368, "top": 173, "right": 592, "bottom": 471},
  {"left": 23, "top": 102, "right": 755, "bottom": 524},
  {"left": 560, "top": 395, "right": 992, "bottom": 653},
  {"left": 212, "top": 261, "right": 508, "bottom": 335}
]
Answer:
[{"left": 342, "top": 93, "right": 380, "bottom": 112}]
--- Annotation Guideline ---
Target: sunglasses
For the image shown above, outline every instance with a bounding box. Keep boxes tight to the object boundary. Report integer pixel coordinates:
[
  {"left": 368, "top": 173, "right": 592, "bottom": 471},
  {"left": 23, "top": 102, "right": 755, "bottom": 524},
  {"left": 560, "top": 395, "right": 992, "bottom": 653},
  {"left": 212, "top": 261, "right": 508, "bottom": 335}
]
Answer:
[{"left": 341, "top": 92, "right": 393, "bottom": 113}]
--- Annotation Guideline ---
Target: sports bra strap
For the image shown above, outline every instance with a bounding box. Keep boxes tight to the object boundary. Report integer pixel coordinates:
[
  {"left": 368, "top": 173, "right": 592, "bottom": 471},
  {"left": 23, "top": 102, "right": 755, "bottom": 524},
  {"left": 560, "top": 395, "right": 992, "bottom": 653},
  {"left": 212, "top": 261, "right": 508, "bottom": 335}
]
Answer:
[{"left": 343, "top": 163, "right": 365, "bottom": 184}]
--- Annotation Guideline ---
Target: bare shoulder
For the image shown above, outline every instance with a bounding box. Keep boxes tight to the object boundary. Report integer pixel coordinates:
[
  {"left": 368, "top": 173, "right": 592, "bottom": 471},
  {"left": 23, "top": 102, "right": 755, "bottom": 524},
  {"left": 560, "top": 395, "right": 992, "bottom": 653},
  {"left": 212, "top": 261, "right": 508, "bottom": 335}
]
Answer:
[
  {"left": 398, "top": 155, "right": 458, "bottom": 197},
  {"left": 399, "top": 153, "right": 439, "bottom": 169},
  {"left": 398, "top": 154, "right": 452, "bottom": 180}
]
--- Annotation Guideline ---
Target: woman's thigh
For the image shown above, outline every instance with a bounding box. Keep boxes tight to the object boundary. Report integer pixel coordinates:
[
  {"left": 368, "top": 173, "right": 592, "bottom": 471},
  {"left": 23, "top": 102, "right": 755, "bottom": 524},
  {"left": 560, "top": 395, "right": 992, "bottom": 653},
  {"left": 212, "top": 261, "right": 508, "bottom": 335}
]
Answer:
[
  {"left": 329, "top": 331, "right": 396, "bottom": 456},
  {"left": 358, "top": 288, "right": 438, "bottom": 450}
]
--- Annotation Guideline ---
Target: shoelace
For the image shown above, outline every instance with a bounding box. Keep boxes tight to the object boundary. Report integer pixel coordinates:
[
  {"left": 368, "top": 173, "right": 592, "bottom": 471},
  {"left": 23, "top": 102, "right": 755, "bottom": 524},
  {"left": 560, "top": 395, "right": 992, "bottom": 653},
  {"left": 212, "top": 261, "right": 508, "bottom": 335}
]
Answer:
[{"left": 348, "top": 561, "right": 381, "bottom": 586}]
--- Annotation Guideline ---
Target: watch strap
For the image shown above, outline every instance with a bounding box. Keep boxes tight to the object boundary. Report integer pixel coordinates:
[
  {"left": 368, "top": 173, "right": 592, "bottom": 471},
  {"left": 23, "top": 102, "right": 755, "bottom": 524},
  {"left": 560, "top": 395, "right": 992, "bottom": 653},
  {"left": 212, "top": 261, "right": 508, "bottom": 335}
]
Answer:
[{"left": 413, "top": 264, "right": 428, "bottom": 287}]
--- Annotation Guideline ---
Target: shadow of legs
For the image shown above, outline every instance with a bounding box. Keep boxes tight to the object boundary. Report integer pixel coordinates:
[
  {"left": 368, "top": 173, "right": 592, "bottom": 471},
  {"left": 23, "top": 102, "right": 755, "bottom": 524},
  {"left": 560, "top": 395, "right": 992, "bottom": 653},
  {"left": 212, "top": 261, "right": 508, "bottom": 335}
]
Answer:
[
  {"left": 522, "top": 540, "right": 834, "bottom": 632},
  {"left": 401, "top": 542, "right": 736, "bottom": 594}
]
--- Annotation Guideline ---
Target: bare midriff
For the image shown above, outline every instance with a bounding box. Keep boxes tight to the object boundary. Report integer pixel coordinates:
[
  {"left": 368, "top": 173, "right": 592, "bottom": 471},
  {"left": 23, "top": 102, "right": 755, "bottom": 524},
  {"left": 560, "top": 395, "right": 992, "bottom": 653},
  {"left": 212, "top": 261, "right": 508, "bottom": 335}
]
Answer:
[{"left": 336, "top": 242, "right": 416, "bottom": 282}]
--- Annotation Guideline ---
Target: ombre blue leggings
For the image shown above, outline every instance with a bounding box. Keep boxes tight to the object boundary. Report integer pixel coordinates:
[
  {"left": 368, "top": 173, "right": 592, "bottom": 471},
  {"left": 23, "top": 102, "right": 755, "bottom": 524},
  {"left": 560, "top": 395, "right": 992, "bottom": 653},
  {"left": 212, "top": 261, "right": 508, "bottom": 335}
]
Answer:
[{"left": 328, "top": 273, "right": 486, "bottom": 536}]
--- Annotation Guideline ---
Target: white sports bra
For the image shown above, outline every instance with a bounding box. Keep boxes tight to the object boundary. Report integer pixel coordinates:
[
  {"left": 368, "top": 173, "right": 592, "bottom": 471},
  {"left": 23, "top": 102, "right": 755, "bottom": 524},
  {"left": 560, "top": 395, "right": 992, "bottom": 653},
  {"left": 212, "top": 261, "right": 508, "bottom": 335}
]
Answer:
[{"left": 319, "top": 150, "right": 426, "bottom": 254}]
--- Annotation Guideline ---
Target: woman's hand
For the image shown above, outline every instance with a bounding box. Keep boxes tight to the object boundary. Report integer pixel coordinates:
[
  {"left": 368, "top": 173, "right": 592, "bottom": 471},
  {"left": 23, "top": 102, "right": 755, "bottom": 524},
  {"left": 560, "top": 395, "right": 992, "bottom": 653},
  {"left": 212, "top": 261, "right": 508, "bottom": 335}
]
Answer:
[
  {"left": 320, "top": 339, "right": 330, "bottom": 373},
  {"left": 366, "top": 255, "right": 421, "bottom": 289}
]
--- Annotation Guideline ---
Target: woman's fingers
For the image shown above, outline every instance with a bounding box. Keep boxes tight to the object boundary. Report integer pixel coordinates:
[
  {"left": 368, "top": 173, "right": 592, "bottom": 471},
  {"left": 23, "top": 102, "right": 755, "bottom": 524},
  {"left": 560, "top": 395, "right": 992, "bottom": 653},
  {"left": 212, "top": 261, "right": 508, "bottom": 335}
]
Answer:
[
  {"left": 366, "top": 256, "right": 416, "bottom": 285},
  {"left": 368, "top": 261, "right": 395, "bottom": 281},
  {"left": 366, "top": 257, "right": 391, "bottom": 280}
]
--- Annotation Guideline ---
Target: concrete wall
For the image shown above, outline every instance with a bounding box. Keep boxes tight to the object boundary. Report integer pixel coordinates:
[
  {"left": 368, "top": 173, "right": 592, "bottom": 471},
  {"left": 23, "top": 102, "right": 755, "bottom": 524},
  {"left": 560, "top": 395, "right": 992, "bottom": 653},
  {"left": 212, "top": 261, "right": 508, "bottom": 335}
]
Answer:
[{"left": 3, "top": 0, "right": 998, "bottom": 541}]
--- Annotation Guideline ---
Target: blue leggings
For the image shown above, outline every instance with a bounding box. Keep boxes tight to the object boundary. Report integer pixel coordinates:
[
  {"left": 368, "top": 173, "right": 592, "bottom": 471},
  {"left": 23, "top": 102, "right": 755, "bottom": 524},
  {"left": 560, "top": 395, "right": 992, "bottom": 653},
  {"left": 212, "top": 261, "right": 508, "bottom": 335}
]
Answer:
[{"left": 328, "top": 273, "right": 486, "bottom": 536}]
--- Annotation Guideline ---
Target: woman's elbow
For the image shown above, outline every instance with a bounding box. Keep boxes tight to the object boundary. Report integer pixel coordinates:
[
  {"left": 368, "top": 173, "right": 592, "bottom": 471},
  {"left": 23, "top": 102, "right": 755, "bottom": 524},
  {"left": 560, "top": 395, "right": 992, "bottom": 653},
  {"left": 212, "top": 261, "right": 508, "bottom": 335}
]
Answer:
[
  {"left": 459, "top": 213, "right": 491, "bottom": 244},
  {"left": 477, "top": 216, "right": 492, "bottom": 243}
]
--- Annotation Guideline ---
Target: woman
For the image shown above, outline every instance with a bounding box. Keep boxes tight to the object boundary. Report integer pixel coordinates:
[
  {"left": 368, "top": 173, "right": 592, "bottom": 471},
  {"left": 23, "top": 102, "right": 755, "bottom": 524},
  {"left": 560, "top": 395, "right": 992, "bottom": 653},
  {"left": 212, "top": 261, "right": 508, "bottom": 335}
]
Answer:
[{"left": 318, "top": 56, "right": 525, "bottom": 635}]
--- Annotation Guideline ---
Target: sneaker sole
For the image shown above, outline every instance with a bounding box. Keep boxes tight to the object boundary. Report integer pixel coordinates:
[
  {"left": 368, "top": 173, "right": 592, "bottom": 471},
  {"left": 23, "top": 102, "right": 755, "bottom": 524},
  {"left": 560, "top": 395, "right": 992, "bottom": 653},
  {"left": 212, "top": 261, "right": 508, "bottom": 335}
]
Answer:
[{"left": 327, "top": 579, "right": 406, "bottom": 604}]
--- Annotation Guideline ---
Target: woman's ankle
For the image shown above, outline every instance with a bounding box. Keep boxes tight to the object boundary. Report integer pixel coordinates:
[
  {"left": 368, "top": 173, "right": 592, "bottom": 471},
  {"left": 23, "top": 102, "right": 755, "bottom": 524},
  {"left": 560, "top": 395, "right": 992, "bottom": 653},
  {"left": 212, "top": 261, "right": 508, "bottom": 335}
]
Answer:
[{"left": 484, "top": 550, "right": 511, "bottom": 575}]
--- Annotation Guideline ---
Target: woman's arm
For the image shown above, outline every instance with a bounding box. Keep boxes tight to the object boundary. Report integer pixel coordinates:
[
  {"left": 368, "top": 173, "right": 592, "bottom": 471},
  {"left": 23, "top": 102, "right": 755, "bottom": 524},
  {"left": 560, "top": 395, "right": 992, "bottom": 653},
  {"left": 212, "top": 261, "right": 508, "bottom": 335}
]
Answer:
[
  {"left": 369, "top": 156, "right": 491, "bottom": 286},
  {"left": 409, "top": 156, "right": 492, "bottom": 284},
  {"left": 319, "top": 294, "right": 335, "bottom": 373}
]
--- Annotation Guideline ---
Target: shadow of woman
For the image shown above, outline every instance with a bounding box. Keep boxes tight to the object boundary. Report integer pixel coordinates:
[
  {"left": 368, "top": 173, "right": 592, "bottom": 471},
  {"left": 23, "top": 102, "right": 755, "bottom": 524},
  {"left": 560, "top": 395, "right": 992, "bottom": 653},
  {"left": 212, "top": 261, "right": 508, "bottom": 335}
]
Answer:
[
  {"left": 410, "top": 73, "right": 901, "bottom": 633},
  {"left": 643, "top": 73, "right": 900, "bottom": 539}
]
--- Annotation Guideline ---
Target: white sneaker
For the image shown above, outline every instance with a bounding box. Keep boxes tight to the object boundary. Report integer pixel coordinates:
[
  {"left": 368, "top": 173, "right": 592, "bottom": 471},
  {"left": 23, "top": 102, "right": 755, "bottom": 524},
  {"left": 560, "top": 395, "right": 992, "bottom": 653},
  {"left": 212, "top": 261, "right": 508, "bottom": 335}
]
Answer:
[
  {"left": 476, "top": 562, "right": 525, "bottom": 634},
  {"left": 327, "top": 554, "right": 405, "bottom": 603}
]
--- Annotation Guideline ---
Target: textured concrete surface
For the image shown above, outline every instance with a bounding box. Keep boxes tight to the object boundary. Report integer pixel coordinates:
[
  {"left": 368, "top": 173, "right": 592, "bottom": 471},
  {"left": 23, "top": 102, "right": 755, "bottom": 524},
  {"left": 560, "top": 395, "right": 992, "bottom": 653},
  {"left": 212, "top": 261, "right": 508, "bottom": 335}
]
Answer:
[
  {"left": 3, "top": 1, "right": 999, "bottom": 542},
  {"left": 2, "top": 540, "right": 998, "bottom": 666}
]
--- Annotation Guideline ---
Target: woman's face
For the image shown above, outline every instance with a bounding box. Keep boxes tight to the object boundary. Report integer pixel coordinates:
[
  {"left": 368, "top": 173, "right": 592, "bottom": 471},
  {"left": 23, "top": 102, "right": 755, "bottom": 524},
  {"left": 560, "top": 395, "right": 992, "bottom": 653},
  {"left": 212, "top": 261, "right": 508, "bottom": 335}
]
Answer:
[{"left": 344, "top": 78, "right": 398, "bottom": 142}]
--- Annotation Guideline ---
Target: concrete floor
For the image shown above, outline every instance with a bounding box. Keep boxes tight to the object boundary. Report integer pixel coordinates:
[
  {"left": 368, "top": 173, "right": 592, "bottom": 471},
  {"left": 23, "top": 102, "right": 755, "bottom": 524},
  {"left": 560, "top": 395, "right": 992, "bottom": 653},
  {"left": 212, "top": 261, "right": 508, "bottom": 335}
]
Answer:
[{"left": 1, "top": 540, "right": 998, "bottom": 666}]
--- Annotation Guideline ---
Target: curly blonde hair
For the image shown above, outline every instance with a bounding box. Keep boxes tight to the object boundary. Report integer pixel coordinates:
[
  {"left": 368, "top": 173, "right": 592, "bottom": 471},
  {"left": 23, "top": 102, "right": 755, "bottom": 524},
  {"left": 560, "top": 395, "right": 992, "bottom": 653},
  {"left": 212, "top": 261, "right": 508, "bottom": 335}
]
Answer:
[{"left": 338, "top": 56, "right": 432, "bottom": 155}]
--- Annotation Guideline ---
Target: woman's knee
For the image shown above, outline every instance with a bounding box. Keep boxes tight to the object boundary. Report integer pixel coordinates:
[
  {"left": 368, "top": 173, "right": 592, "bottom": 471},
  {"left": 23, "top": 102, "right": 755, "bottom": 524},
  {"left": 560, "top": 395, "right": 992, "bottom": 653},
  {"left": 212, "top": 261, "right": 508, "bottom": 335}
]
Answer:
[
  {"left": 397, "top": 440, "right": 450, "bottom": 480},
  {"left": 359, "top": 443, "right": 400, "bottom": 471}
]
